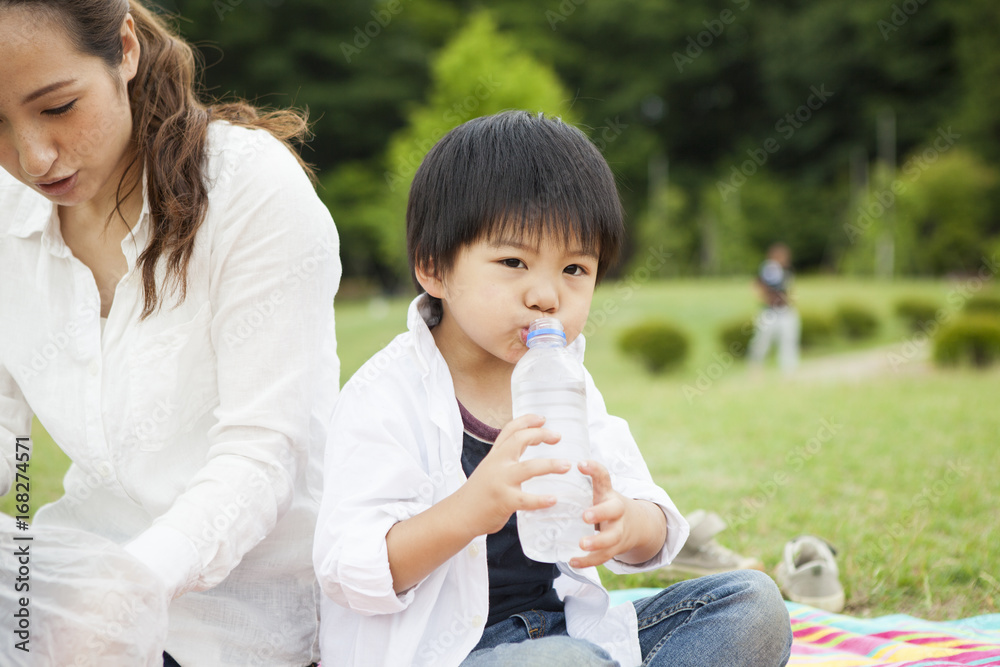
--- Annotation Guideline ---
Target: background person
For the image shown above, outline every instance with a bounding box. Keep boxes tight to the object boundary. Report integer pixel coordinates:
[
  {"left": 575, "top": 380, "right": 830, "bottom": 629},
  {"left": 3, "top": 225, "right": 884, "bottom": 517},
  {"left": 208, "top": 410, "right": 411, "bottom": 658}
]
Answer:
[
  {"left": 747, "top": 242, "right": 800, "bottom": 374},
  {"left": 0, "top": 1, "right": 339, "bottom": 664}
]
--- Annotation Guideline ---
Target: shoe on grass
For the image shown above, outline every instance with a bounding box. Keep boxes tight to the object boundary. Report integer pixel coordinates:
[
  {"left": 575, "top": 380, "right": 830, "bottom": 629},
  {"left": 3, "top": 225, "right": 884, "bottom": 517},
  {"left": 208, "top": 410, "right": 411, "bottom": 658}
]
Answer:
[
  {"left": 663, "top": 509, "right": 764, "bottom": 577},
  {"left": 775, "top": 535, "right": 846, "bottom": 613}
]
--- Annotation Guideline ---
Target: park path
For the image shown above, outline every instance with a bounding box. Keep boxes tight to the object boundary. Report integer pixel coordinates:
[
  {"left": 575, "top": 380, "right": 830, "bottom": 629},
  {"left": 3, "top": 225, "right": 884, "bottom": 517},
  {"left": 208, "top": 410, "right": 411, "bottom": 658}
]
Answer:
[{"left": 791, "top": 339, "right": 932, "bottom": 382}]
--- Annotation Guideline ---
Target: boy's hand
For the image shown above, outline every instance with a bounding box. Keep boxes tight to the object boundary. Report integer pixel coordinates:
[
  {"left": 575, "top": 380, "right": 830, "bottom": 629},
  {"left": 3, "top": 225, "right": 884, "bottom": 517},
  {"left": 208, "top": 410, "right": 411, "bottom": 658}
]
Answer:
[
  {"left": 569, "top": 460, "right": 667, "bottom": 569},
  {"left": 460, "top": 414, "right": 571, "bottom": 536}
]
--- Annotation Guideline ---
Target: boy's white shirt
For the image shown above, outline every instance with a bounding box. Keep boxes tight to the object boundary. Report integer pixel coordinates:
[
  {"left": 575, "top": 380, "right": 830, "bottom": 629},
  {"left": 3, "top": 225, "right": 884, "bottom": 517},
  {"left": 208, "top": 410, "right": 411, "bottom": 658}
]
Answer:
[{"left": 314, "top": 294, "right": 689, "bottom": 667}]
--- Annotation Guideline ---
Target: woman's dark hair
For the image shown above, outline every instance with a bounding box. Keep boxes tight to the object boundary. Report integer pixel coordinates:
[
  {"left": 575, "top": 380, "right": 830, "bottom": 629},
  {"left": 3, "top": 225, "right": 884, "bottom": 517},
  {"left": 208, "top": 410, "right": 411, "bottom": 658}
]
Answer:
[
  {"left": 2, "top": 0, "right": 313, "bottom": 318},
  {"left": 407, "top": 110, "right": 625, "bottom": 294}
]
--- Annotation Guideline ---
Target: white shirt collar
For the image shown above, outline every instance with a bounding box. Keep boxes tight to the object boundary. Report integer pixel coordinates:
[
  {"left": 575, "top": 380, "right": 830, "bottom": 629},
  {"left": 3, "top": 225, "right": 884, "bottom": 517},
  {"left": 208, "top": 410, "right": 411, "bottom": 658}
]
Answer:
[{"left": 4, "top": 168, "right": 150, "bottom": 267}]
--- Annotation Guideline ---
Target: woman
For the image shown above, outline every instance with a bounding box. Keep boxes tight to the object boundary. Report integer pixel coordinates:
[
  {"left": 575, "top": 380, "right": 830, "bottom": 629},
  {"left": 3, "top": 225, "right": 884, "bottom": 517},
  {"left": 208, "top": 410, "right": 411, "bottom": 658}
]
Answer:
[{"left": 0, "top": 1, "right": 339, "bottom": 665}]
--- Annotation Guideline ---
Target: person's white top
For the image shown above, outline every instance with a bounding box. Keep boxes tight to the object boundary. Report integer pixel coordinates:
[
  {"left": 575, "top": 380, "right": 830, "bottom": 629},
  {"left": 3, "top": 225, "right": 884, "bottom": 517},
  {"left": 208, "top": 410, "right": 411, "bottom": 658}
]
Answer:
[
  {"left": 0, "top": 122, "right": 340, "bottom": 666},
  {"left": 314, "top": 294, "right": 689, "bottom": 667}
]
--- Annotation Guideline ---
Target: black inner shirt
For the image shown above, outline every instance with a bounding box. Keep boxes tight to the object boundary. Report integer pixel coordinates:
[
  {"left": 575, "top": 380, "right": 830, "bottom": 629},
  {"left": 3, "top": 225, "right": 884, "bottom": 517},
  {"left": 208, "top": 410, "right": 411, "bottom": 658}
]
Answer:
[{"left": 457, "top": 402, "right": 564, "bottom": 626}]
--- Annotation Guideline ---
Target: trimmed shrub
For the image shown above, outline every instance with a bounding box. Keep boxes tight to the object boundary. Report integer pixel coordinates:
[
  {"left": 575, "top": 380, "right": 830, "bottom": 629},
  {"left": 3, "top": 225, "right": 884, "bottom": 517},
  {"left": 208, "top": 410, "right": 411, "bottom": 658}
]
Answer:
[
  {"left": 834, "top": 302, "right": 880, "bottom": 340},
  {"left": 799, "top": 312, "right": 834, "bottom": 349},
  {"left": 618, "top": 321, "right": 690, "bottom": 373},
  {"left": 895, "top": 297, "right": 940, "bottom": 332},
  {"left": 933, "top": 316, "right": 1000, "bottom": 368},
  {"left": 963, "top": 294, "right": 1000, "bottom": 318},
  {"left": 718, "top": 317, "right": 755, "bottom": 359}
]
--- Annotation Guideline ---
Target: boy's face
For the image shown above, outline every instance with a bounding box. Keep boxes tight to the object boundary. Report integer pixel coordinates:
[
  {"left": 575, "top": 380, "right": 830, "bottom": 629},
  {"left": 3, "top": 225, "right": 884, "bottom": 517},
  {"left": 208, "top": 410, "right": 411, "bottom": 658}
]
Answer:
[{"left": 420, "top": 231, "right": 599, "bottom": 370}]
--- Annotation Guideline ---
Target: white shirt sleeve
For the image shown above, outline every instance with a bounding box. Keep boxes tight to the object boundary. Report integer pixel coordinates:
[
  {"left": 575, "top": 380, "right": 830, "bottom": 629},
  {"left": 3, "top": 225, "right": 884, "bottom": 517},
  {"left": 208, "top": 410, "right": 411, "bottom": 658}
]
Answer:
[
  {"left": 313, "top": 372, "right": 439, "bottom": 615},
  {"left": 0, "top": 365, "right": 33, "bottom": 497},
  {"left": 129, "top": 135, "right": 340, "bottom": 594},
  {"left": 123, "top": 523, "right": 202, "bottom": 599}
]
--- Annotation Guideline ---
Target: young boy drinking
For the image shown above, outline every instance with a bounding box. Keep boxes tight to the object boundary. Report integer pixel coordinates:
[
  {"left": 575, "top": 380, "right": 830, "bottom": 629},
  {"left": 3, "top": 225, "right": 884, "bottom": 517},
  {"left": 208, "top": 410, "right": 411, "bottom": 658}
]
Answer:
[{"left": 314, "top": 111, "right": 792, "bottom": 666}]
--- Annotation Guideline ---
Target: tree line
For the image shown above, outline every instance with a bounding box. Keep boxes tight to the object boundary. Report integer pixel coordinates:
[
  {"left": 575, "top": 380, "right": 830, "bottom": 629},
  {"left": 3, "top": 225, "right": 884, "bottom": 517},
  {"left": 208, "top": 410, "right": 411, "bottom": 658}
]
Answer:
[{"left": 165, "top": 0, "right": 1000, "bottom": 291}]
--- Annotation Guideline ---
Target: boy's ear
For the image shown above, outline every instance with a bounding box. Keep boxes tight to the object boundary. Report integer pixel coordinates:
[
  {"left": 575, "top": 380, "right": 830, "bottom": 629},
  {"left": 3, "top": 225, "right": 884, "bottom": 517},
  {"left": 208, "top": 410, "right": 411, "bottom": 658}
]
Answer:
[{"left": 414, "top": 259, "right": 445, "bottom": 298}]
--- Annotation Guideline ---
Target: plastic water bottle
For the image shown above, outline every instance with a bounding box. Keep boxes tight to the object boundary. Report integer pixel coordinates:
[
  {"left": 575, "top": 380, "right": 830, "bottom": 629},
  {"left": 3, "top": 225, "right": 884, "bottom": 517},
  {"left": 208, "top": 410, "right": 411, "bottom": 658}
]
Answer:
[{"left": 512, "top": 317, "right": 596, "bottom": 563}]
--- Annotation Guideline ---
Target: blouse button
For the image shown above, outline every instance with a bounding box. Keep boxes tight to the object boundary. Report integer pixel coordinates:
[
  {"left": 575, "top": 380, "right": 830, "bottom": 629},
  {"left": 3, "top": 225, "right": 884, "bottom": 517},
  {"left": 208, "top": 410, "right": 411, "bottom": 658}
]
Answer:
[{"left": 87, "top": 360, "right": 99, "bottom": 376}]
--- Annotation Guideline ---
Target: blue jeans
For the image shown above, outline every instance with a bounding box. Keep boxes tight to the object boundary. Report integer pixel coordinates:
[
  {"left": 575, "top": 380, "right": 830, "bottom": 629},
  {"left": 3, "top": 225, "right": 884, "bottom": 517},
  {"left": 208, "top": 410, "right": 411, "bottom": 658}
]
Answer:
[{"left": 460, "top": 570, "right": 792, "bottom": 667}]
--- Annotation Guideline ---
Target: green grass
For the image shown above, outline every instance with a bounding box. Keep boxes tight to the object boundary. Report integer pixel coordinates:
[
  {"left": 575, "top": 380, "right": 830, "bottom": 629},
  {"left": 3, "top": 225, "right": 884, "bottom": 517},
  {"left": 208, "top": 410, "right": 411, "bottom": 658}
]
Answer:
[{"left": 4, "top": 277, "right": 998, "bottom": 620}]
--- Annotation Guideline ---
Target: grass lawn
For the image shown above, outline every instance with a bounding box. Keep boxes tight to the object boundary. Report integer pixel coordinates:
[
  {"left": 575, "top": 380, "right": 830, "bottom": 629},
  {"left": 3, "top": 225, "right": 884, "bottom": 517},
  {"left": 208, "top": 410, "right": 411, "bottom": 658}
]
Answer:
[{"left": 4, "top": 277, "right": 998, "bottom": 620}]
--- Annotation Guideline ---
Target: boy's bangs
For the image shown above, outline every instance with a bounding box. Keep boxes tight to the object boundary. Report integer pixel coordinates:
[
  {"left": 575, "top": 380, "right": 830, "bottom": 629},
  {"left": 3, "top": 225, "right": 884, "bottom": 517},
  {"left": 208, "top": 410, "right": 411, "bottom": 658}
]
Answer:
[
  {"left": 455, "top": 120, "right": 623, "bottom": 267},
  {"left": 477, "top": 198, "right": 608, "bottom": 259}
]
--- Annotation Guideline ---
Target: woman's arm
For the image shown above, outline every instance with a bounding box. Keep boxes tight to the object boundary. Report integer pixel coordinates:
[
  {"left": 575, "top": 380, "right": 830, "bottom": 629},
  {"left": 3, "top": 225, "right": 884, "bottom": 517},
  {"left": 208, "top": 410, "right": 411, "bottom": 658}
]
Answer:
[{"left": 124, "top": 128, "right": 340, "bottom": 597}]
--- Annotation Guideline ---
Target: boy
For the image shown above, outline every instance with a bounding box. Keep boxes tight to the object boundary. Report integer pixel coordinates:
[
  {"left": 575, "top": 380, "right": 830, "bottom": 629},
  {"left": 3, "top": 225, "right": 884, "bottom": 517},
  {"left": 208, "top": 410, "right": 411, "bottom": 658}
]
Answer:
[{"left": 314, "top": 111, "right": 791, "bottom": 666}]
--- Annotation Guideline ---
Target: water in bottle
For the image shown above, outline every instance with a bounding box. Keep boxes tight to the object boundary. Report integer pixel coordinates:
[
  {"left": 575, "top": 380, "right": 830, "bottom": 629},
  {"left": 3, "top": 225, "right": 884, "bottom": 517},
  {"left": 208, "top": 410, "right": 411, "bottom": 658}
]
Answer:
[{"left": 512, "top": 317, "right": 596, "bottom": 563}]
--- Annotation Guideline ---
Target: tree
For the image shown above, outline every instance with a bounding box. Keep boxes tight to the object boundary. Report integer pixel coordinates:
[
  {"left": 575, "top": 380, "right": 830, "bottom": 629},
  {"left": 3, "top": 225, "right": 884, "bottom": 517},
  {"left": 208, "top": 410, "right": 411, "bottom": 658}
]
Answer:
[{"left": 321, "top": 11, "right": 576, "bottom": 290}]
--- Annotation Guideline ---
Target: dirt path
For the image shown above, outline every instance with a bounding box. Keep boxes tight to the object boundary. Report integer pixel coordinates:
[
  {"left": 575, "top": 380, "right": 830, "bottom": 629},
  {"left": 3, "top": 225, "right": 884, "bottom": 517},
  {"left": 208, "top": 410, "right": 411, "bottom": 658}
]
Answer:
[{"left": 791, "top": 339, "right": 932, "bottom": 382}]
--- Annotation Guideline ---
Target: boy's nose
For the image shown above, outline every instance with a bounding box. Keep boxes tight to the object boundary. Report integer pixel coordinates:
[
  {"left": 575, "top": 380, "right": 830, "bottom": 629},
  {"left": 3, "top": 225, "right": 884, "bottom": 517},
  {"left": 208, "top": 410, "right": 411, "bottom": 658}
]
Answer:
[{"left": 526, "top": 280, "right": 558, "bottom": 313}]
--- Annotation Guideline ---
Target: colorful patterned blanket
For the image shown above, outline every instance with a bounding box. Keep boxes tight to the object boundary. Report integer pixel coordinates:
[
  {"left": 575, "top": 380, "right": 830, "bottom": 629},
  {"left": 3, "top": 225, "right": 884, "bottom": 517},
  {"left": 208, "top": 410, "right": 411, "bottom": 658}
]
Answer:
[
  {"left": 785, "top": 602, "right": 1000, "bottom": 666},
  {"left": 608, "top": 588, "right": 1000, "bottom": 666}
]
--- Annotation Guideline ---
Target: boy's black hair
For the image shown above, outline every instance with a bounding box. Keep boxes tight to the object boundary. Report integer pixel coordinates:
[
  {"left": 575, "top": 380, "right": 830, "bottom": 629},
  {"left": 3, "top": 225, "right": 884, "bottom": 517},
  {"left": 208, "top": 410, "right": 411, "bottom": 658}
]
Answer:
[{"left": 407, "top": 110, "right": 625, "bottom": 296}]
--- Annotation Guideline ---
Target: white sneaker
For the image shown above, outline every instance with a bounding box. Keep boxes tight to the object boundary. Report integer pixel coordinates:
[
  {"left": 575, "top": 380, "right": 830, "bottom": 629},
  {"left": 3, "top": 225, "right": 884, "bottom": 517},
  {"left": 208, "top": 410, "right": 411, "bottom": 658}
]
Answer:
[
  {"left": 775, "top": 535, "right": 846, "bottom": 612},
  {"left": 664, "top": 510, "right": 764, "bottom": 577}
]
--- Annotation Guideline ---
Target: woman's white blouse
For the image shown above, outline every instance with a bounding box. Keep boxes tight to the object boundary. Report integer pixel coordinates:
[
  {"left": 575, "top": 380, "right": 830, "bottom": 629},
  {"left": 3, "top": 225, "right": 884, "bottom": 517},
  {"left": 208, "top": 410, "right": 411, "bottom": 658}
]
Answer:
[{"left": 0, "top": 122, "right": 340, "bottom": 666}]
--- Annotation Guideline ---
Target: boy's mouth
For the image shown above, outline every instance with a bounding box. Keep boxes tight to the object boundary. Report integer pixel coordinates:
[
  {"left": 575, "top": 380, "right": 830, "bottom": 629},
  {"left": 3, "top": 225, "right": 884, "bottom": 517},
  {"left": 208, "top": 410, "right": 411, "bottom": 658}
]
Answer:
[{"left": 519, "top": 327, "right": 529, "bottom": 344}]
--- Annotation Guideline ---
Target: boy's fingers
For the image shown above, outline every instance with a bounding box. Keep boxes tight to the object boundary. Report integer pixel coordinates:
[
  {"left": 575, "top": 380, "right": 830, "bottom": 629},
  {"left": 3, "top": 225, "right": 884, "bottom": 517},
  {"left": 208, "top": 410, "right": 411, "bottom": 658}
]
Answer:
[
  {"left": 498, "top": 427, "right": 560, "bottom": 458},
  {"left": 579, "top": 460, "right": 611, "bottom": 485},
  {"left": 568, "top": 529, "right": 624, "bottom": 568},
  {"left": 580, "top": 527, "right": 620, "bottom": 553},
  {"left": 581, "top": 499, "right": 625, "bottom": 526},
  {"left": 516, "top": 458, "right": 571, "bottom": 483},
  {"left": 501, "top": 413, "right": 546, "bottom": 435},
  {"left": 517, "top": 491, "right": 558, "bottom": 511},
  {"left": 579, "top": 460, "right": 614, "bottom": 502},
  {"left": 568, "top": 550, "right": 612, "bottom": 569}
]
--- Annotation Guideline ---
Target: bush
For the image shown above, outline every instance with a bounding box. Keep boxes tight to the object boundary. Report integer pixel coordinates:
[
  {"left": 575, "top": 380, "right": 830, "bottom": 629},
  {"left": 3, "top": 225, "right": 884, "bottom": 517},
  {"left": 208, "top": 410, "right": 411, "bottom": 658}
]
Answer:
[
  {"left": 618, "top": 321, "right": 690, "bottom": 373},
  {"left": 834, "top": 302, "right": 880, "bottom": 340},
  {"left": 963, "top": 294, "right": 1000, "bottom": 318},
  {"left": 799, "top": 312, "right": 835, "bottom": 349},
  {"left": 718, "top": 317, "right": 756, "bottom": 359},
  {"left": 933, "top": 316, "right": 1000, "bottom": 368},
  {"left": 895, "top": 297, "right": 941, "bottom": 332}
]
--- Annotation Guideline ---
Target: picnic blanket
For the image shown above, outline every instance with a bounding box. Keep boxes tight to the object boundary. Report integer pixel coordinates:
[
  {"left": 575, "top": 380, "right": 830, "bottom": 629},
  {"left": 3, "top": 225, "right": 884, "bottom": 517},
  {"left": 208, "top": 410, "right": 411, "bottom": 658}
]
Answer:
[
  {"left": 785, "top": 602, "right": 1000, "bottom": 666},
  {"left": 608, "top": 588, "right": 1000, "bottom": 666}
]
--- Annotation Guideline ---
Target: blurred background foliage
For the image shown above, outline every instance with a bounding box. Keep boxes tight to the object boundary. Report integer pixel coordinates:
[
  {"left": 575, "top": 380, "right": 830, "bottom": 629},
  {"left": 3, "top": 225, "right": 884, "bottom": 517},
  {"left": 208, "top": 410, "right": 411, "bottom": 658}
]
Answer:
[{"left": 160, "top": 0, "right": 1000, "bottom": 292}]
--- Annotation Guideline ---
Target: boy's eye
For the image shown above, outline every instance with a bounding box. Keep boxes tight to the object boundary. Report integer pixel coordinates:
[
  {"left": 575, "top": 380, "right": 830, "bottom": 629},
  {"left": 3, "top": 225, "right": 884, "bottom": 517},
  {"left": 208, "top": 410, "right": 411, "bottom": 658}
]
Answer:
[
  {"left": 564, "top": 264, "right": 588, "bottom": 276},
  {"left": 501, "top": 258, "right": 525, "bottom": 269},
  {"left": 44, "top": 100, "right": 77, "bottom": 116}
]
